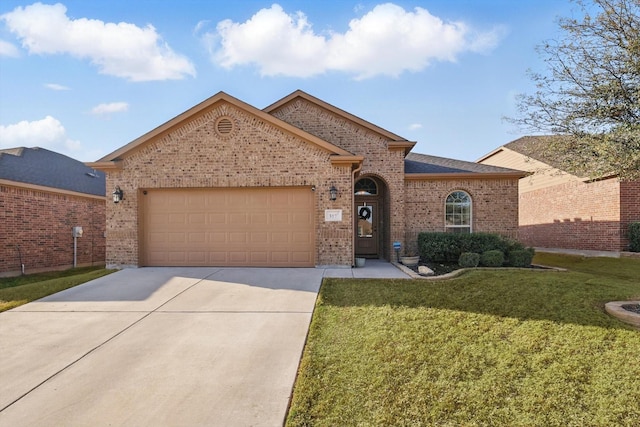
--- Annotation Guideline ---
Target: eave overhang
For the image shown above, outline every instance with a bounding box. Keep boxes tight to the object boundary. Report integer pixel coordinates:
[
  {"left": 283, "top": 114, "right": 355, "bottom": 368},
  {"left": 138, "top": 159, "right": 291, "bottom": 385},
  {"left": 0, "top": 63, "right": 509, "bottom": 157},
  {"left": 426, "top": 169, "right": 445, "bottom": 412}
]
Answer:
[
  {"left": 0, "top": 178, "right": 107, "bottom": 200},
  {"left": 405, "top": 171, "right": 529, "bottom": 181}
]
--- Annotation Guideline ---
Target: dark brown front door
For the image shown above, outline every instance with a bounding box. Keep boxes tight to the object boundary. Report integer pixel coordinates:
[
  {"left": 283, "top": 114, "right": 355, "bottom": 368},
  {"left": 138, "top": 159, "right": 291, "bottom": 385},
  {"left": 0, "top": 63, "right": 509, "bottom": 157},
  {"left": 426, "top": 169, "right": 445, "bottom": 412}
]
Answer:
[{"left": 355, "top": 201, "right": 378, "bottom": 256}]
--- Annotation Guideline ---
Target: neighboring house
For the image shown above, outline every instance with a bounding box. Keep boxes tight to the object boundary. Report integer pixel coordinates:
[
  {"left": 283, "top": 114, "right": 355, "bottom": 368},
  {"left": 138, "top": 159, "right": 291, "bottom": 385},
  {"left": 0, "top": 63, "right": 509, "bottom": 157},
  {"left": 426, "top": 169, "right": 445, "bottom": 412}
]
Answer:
[
  {"left": 0, "top": 147, "right": 106, "bottom": 276},
  {"left": 89, "top": 90, "right": 524, "bottom": 268},
  {"left": 478, "top": 136, "right": 640, "bottom": 252}
]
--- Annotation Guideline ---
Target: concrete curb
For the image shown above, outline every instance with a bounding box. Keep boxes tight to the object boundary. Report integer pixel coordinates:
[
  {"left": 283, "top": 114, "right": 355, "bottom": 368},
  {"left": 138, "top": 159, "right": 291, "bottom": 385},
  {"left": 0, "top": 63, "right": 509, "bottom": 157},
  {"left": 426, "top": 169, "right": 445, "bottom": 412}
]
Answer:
[
  {"left": 605, "top": 301, "right": 640, "bottom": 329},
  {"left": 391, "top": 262, "right": 565, "bottom": 280}
]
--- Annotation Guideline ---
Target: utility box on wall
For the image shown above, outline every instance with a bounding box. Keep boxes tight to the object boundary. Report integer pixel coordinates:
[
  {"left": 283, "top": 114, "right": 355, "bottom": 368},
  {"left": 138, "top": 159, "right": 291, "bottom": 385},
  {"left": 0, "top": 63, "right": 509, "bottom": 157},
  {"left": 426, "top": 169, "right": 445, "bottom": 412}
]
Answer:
[{"left": 72, "top": 226, "right": 83, "bottom": 238}]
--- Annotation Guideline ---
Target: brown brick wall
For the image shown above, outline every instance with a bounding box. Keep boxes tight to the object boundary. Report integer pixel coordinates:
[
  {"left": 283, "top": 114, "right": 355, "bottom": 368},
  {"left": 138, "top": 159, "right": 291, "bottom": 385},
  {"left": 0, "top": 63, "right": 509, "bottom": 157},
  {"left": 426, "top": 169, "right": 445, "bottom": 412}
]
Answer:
[
  {"left": 519, "top": 177, "right": 624, "bottom": 251},
  {"left": 0, "top": 184, "right": 106, "bottom": 276},
  {"left": 404, "top": 178, "right": 520, "bottom": 253},
  {"left": 106, "top": 101, "right": 354, "bottom": 267},
  {"left": 271, "top": 99, "right": 407, "bottom": 259},
  {"left": 620, "top": 180, "right": 640, "bottom": 250}
]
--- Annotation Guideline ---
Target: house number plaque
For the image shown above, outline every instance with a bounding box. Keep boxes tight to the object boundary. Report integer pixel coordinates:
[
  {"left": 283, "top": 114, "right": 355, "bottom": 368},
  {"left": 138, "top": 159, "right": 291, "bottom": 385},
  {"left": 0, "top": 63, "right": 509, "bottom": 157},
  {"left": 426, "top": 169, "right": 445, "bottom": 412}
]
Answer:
[{"left": 325, "top": 209, "right": 343, "bottom": 222}]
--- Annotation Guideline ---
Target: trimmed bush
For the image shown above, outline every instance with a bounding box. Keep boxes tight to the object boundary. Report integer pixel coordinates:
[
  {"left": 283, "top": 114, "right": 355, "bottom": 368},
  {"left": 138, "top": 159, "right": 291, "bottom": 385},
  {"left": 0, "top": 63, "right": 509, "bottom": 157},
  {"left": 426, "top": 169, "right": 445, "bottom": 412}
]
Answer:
[
  {"left": 480, "top": 250, "right": 505, "bottom": 267},
  {"left": 508, "top": 248, "right": 535, "bottom": 267},
  {"left": 458, "top": 252, "right": 480, "bottom": 268},
  {"left": 417, "top": 232, "right": 524, "bottom": 263},
  {"left": 629, "top": 222, "right": 640, "bottom": 252}
]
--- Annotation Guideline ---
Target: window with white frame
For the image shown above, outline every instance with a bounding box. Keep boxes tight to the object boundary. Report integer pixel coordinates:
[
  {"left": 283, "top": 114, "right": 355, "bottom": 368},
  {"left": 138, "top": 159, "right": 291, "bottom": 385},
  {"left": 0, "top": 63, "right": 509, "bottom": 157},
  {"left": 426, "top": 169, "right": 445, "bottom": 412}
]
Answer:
[{"left": 445, "top": 190, "right": 472, "bottom": 233}]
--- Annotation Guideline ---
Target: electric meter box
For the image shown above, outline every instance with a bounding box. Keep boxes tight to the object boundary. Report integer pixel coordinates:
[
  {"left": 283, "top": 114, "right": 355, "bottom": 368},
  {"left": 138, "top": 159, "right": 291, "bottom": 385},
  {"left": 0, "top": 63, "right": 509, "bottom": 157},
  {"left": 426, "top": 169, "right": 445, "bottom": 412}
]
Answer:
[{"left": 72, "top": 226, "right": 83, "bottom": 238}]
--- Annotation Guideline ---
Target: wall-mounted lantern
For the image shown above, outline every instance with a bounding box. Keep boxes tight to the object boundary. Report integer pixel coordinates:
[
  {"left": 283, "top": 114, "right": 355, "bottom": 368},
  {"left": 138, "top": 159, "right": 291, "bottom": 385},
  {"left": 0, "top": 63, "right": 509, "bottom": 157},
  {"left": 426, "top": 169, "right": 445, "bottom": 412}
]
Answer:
[
  {"left": 112, "top": 186, "right": 124, "bottom": 203},
  {"left": 329, "top": 185, "right": 338, "bottom": 201}
]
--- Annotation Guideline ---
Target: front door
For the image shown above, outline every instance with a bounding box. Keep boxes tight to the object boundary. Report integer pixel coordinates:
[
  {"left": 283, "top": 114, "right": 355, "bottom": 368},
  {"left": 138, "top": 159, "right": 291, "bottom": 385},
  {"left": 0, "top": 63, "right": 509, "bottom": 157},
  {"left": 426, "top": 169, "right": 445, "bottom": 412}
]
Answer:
[{"left": 355, "top": 201, "right": 378, "bottom": 256}]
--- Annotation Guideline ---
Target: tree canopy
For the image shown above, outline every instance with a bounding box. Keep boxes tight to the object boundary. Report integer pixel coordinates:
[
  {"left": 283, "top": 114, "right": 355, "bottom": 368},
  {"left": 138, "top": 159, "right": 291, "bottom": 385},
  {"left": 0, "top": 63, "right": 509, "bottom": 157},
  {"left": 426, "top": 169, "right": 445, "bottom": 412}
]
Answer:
[{"left": 510, "top": 0, "right": 640, "bottom": 180}]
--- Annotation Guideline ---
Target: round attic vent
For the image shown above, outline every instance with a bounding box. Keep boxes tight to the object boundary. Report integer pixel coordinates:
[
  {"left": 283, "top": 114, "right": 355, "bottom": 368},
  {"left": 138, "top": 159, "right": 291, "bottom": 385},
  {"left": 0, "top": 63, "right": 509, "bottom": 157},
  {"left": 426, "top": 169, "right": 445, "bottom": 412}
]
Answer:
[{"left": 215, "top": 116, "right": 235, "bottom": 137}]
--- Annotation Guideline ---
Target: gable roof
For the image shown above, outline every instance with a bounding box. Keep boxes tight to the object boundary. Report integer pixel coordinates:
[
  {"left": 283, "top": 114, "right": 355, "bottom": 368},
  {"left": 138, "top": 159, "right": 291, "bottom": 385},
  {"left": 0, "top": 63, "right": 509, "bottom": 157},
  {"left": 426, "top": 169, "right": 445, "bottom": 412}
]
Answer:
[
  {"left": 479, "top": 135, "right": 595, "bottom": 178},
  {"left": 264, "top": 90, "right": 416, "bottom": 155},
  {"left": 0, "top": 147, "right": 106, "bottom": 196},
  {"left": 405, "top": 152, "right": 526, "bottom": 179},
  {"left": 91, "top": 91, "right": 361, "bottom": 169}
]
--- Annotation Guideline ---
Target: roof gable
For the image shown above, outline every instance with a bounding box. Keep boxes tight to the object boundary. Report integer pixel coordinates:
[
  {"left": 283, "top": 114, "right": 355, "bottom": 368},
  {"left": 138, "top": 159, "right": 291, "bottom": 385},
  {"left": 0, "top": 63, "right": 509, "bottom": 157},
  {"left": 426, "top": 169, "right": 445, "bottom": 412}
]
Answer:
[
  {"left": 0, "top": 147, "right": 105, "bottom": 196},
  {"left": 264, "top": 90, "right": 415, "bottom": 153},
  {"left": 92, "top": 91, "right": 359, "bottom": 168},
  {"left": 480, "top": 135, "right": 595, "bottom": 179}
]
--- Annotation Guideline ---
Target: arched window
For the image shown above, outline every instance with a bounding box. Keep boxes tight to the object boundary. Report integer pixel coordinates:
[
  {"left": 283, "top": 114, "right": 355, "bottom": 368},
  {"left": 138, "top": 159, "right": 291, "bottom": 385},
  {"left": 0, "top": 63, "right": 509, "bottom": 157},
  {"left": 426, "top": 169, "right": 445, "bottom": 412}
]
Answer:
[
  {"left": 445, "top": 191, "right": 472, "bottom": 233},
  {"left": 354, "top": 178, "right": 378, "bottom": 195}
]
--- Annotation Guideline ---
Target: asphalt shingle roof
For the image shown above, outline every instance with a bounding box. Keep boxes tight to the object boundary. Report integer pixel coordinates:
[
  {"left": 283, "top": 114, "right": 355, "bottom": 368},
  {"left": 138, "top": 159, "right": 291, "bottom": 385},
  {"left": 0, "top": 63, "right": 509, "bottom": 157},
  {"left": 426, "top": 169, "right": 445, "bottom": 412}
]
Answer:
[
  {"left": 405, "top": 152, "right": 524, "bottom": 175},
  {"left": 0, "top": 147, "right": 106, "bottom": 196}
]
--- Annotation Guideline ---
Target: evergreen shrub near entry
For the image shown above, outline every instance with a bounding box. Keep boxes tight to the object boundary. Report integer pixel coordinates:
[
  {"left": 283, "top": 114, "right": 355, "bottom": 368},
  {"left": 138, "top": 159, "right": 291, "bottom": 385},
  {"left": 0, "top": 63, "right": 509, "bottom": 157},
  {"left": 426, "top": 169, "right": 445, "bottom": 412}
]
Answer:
[
  {"left": 480, "top": 250, "right": 505, "bottom": 267},
  {"left": 509, "top": 248, "right": 536, "bottom": 267},
  {"left": 629, "top": 222, "right": 640, "bottom": 252},
  {"left": 417, "top": 232, "right": 529, "bottom": 265},
  {"left": 458, "top": 252, "right": 480, "bottom": 268}
]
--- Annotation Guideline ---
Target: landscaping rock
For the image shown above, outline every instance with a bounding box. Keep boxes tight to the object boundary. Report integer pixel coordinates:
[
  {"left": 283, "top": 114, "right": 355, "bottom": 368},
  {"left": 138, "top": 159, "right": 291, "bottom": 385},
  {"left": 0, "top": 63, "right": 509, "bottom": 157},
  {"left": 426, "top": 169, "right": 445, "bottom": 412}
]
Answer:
[{"left": 418, "top": 266, "right": 435, "bottom": 276}]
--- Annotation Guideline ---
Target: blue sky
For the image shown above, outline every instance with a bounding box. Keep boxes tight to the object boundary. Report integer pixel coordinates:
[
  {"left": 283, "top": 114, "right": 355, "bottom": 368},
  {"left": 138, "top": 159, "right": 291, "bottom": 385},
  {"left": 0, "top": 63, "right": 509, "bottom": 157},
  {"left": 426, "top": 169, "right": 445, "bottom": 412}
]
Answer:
[{"left": 0, "top": 1, "right": 579, "bottom": 162}]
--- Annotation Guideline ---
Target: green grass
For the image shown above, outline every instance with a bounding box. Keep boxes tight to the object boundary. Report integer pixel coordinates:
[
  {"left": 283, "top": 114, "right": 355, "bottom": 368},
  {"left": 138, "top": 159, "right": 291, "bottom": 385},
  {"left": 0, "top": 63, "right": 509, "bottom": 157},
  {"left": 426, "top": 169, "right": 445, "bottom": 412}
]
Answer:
[
  {"left": 286, "top": 254, "right": 640, "bottom": 426},
  {"left": 0, "top": 266, "right": 115, "bottom": 312}
]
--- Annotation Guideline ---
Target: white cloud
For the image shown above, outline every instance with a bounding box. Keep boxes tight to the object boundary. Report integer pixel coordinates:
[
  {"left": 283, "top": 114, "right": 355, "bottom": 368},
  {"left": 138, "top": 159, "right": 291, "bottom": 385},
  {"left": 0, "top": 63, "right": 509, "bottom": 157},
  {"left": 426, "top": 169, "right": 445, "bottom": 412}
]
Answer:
[
  {"left": 207, "top": 3, "right": 503, "bottom": 79},
  {"left": 1, "top": 3, "right": 196, "bottom": 81},
  {"left": 409, "top": 123, "right": 423, "bottom": 130},
  {"left": 44, "top": 83, "right": 70, "bottom": 91},
  {"left": 0, "top": 116, "right": 80, "bottom": 153},
  {"left": 0, "top": 39, "right": 19, "bottom": 57},
  {"left": 90, "top": 102, "right": 129, "bottom": 115}
]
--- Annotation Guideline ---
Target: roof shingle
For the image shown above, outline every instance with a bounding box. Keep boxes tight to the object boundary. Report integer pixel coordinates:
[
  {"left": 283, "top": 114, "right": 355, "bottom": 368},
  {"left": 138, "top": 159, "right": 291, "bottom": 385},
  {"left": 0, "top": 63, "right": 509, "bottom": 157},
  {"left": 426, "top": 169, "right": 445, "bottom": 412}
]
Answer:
[
  {"left": 405, "top": 152, "right": 524, "bottom": 175},
  {"left": 0, "top": 147, "right": 106, "bottom": 196}
]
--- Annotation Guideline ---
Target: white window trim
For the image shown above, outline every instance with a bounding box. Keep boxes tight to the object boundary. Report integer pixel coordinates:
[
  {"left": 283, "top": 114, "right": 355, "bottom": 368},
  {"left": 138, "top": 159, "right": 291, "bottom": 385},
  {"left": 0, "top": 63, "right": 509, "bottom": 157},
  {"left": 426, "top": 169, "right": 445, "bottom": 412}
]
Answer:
[{"left": 444, "top": 190, "right": 473, "bottom": 233}]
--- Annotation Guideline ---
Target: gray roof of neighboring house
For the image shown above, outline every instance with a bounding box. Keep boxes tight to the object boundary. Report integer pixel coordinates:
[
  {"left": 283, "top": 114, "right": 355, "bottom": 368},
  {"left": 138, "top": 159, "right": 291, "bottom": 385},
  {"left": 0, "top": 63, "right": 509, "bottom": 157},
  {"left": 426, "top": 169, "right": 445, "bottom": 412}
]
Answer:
[
  {"left": 405, "top": 152, "right": 524, "bottom": 175},
  {"left": 0, "top": 147, "right": 106, "bottom": 196}
]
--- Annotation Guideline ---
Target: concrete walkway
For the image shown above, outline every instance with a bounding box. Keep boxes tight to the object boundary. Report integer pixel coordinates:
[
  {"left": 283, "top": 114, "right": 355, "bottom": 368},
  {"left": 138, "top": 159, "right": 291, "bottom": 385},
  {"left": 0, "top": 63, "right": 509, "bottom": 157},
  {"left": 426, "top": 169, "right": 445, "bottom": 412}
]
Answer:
[{"left": 0, "top": 262, "right": 408, "bottom": 427}]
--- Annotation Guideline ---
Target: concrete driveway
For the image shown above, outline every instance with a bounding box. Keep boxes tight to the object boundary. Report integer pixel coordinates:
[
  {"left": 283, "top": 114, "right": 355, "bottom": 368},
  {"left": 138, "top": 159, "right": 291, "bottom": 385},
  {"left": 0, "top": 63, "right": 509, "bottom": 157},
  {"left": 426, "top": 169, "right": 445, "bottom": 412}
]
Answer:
[{"left": 0, "top": 263, "right": 409, "bottom": 426}]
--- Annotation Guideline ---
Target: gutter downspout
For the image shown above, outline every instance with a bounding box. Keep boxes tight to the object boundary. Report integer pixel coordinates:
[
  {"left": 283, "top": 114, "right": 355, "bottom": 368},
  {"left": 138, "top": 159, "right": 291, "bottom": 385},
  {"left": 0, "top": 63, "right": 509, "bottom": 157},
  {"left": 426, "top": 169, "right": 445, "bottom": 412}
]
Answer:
[{"left": 351, "top": 162, "right": 363, "bottom": 267}]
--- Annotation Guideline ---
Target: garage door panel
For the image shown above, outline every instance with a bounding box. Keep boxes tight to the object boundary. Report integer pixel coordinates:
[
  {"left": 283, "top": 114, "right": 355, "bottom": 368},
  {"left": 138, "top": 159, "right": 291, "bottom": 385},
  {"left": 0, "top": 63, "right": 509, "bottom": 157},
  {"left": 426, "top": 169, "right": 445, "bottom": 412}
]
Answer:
[
  {"left": 271, "top": 232, "right": 289, "bottom": 244},
  {"left": 229, "top": 213, "right": 248, "bottom": 225},
  {"left": 292, "top": 232, "right": 312, "bottom": 244},
  {"left": 188, "top": 232, "right": 206, "bottom": 244},
  {"left": 209, "top": 213, "right": 226, "bottom": 224},
  {"left": 143, "top": 187, "right": 315, "bottom": 267},
  {"left": 229, "top": 232, "right": 247, "bottom": 243},
  {"left": 251, "top": 232, "right": 269, "bottom": 244},
  {"left": 210, "top": 232, "right": 227, "bottom": 243}
]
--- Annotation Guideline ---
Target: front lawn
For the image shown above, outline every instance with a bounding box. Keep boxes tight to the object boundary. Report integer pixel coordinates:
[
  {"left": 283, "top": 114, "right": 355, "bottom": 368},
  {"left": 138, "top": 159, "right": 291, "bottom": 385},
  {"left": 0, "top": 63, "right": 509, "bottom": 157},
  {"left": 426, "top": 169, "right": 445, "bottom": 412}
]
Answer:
[
  {"left": 0, "top": 266, "right": 115, "bottom": 312},
  {"left": 286, "top": 253, "right": 640, "bottom": 426}
]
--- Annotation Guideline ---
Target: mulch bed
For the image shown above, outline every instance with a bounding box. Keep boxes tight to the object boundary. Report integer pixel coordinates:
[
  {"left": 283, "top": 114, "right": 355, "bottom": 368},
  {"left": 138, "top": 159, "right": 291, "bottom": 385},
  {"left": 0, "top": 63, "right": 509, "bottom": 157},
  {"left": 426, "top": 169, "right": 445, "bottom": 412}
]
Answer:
[{"left": 622, "top": 304, "right": 640, "bottom": 314}]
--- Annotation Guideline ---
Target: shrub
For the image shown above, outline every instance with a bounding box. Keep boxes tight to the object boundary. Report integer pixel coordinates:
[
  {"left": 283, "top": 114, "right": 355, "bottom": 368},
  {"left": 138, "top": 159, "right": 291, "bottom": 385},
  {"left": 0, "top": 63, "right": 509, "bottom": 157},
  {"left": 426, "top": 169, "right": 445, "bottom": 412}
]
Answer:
[
  {"left": 629, "top": 222, "right": 640, "bottom": 252},
  {"left": 418, "top": 232, "right": 524, "bottom": 263},
  {"left": 508, "top": 248, "right": 535, "bottom": 267},
  {"left": 458, "top": 252, "right": 480, "bottom": 268},
  {"left": 480, "top": 250, "right": 504, "bottom": 267}
]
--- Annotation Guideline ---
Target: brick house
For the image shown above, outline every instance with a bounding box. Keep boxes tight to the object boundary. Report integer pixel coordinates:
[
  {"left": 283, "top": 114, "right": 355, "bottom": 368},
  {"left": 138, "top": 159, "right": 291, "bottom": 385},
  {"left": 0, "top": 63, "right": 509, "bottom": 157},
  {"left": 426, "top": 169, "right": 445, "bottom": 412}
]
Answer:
[
  {"left": 0, "top": 147, "right": 106, "bottom": 276},
  {"left": 478, "top": 136, "right": 640, "bottom": 252},
  {"left": 89, "top": 91, "right": 524, "bottom": 268}
]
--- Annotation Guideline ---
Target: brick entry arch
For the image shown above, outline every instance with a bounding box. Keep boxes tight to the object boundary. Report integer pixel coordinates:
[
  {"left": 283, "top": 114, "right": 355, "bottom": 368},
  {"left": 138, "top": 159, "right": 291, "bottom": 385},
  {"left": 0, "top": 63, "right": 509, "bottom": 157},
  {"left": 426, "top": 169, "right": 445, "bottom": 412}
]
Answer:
[{"left": 354, "top": 176, "right": 389, "bottom": 259}]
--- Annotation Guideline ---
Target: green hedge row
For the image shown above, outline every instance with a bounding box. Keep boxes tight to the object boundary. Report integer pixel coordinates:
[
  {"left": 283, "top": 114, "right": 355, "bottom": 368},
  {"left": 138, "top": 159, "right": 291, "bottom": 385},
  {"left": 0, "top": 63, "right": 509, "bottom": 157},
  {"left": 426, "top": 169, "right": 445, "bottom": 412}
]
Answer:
[
  {"left": 630, "top": 222, "right": 640, "bottom": 252},
  {"left": 418, "top": 232, "right": 534, "bottom": 266}
]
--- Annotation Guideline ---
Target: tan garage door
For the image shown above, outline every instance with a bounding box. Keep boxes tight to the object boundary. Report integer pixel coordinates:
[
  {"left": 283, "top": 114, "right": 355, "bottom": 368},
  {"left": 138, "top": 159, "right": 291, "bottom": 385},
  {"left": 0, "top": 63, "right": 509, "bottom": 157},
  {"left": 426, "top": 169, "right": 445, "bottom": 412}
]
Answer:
[{"left": 142, "top": 187, "right": 315, "bottom": 267}]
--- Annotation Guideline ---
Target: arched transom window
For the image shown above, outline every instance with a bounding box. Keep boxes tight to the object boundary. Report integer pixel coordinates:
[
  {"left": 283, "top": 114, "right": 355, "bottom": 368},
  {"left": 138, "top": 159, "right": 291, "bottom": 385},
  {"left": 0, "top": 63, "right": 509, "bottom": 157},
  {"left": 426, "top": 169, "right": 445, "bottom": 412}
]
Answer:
[
  {"left": 445, "top": 190, "right": 472, "bottom": 233},
  {"left": 354, "top": 178, "right": 378, "bottom": 195}
]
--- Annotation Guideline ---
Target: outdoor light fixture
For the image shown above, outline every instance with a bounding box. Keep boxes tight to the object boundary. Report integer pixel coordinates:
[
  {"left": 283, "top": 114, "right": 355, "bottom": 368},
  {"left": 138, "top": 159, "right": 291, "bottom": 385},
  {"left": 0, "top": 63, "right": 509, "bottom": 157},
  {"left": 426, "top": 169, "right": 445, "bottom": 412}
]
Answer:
[
  {"left": 329, "top": 185, "right": 338, "bottom": 201},
  {"left": 112, "top": 186, "right": 124, "bottom": 203}
]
